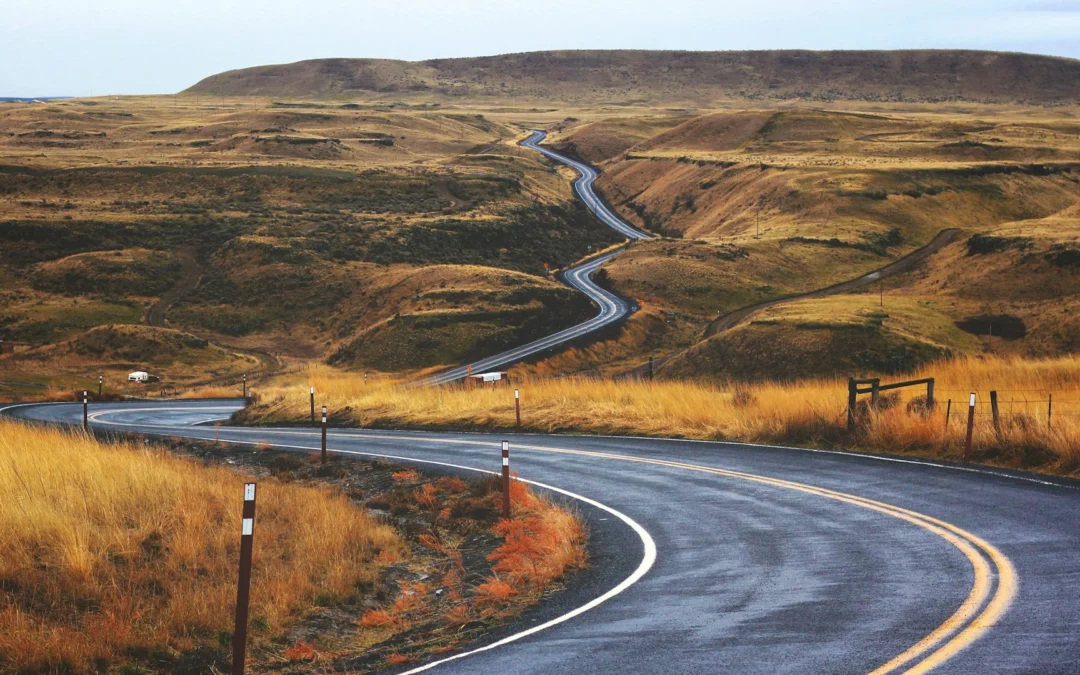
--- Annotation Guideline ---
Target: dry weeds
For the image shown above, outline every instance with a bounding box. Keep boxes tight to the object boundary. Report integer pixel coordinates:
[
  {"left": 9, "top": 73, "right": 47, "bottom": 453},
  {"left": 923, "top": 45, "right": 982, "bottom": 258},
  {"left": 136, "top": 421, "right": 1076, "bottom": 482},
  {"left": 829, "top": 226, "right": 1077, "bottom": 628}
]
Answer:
[{"left": 0, "top": 420, "right": 403, "bottom": 671}]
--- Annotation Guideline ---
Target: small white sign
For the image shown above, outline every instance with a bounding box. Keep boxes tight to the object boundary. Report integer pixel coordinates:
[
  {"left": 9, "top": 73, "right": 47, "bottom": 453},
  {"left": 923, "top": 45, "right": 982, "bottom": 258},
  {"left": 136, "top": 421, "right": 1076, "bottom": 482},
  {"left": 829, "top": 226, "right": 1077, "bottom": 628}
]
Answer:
[
  {"left": 969, "top": 393, "right": 977, "bottom": 407},
  {"left": 242, "top": 518, "right": 253, "bottom": 535},
  {"left": 244, "top": 483, "right": 256, "bottom": 501}
]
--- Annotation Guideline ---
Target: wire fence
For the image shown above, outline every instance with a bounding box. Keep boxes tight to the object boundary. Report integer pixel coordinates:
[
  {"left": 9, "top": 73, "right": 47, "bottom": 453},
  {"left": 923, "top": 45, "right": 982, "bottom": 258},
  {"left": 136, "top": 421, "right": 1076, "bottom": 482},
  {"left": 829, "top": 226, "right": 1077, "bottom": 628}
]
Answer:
[{"left": 868, "top": 385, "right": 1080, "bottom": 429}]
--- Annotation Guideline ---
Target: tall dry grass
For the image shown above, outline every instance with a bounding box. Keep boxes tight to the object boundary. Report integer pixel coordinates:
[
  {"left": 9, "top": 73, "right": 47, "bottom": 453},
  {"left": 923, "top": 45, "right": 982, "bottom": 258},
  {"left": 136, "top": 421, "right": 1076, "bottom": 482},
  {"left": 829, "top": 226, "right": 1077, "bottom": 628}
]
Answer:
[
  {"left": 0, "top": 421, "right": 404, "bottom": 671},
  {"left": 247, "top": 356, "right": 1080, "bottom": 473}
]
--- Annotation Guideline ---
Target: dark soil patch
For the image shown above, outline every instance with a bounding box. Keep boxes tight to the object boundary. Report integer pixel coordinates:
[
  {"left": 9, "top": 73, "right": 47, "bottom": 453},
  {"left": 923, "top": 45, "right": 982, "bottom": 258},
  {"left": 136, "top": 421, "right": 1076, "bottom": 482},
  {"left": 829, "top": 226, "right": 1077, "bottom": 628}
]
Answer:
[{"left": 955, "top": 314, "right": 1027, "bottom": 340}]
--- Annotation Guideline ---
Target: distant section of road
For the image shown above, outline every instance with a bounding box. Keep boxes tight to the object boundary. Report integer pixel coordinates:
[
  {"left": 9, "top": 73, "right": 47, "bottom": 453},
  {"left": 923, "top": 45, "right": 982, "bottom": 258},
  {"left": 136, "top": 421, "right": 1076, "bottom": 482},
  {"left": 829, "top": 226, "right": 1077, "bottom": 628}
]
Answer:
[
  {"left": 425, "top": 131, "right": 650, "bottom": 385},
  {"left": 521, "top": 131, "right": 650, "bottom": 241}
]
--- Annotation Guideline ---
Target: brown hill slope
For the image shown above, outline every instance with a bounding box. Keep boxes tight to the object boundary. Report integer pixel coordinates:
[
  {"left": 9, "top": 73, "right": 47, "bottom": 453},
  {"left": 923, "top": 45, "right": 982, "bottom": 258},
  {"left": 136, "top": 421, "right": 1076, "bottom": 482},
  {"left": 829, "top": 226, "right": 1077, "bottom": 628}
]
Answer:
[{"left": 184, "top": 50, "right": 1080, "bottom": 105}]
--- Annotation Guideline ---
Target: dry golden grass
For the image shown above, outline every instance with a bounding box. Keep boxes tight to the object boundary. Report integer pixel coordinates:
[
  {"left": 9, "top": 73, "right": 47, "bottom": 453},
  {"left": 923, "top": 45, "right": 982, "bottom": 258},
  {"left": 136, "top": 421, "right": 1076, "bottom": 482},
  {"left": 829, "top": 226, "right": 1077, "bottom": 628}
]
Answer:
[
  {"left": 248, "top": 356, "right": 1080, "bottom": 473},
  {"left": 0, "top": 420, "right": 403, "bottom": 671}
]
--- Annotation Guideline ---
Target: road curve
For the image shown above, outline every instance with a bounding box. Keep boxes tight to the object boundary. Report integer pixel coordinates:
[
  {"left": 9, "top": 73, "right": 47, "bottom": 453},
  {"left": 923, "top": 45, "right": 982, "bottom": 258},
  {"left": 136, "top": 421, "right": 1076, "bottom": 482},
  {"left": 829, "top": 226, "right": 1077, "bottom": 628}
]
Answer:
[
  {"left": 425, "top": 131, "right": 650, "bottom": 385},
  {"left": 7, "top": 399, "right": 1080, "bottom": 673}
]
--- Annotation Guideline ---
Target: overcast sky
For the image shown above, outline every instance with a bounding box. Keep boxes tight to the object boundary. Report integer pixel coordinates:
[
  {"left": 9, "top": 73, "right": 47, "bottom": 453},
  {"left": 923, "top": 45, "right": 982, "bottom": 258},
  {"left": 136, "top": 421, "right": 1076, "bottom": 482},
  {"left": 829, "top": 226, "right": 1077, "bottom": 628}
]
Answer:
[{"left": 3, "top": 0, "right": 1080, "bottom": 96}]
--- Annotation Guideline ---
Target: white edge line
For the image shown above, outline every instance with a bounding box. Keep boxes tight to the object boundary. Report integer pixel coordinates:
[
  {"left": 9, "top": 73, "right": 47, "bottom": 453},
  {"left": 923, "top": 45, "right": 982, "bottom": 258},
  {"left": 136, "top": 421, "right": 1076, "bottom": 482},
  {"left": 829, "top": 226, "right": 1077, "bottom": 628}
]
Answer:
[{"left": 60, "top": 410, "right": 658, "bottom": 674}]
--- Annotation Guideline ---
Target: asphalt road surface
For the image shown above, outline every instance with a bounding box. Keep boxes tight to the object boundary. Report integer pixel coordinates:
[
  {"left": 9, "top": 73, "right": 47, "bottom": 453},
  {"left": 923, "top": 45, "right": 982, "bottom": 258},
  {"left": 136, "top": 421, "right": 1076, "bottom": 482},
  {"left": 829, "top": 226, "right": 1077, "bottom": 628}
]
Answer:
[
  {"left": 424, "top": 131, "right": 650, "bottom": 385},
  {"left": 6, "top": 399, "right": 1080, "bottom": 674}
]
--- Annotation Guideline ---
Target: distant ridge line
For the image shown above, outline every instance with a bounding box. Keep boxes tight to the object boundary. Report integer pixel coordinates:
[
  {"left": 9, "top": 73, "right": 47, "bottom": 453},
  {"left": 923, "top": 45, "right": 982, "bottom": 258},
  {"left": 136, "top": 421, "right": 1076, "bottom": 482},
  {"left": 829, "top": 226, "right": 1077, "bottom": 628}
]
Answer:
[{"left": 184, "top": 49, "right": 1080, "bottom": 105}]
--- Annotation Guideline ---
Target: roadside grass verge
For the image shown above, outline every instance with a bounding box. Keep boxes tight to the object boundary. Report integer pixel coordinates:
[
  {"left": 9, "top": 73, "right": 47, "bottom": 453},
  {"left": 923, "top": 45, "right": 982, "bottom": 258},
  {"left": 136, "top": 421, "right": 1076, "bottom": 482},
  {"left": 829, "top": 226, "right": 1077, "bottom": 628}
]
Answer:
[
  {"left": 243, "top": 356, "right": 1080, "bottom": 475},
  {"left": 0, "top": 420, "right": 403, "bottom": 672}
]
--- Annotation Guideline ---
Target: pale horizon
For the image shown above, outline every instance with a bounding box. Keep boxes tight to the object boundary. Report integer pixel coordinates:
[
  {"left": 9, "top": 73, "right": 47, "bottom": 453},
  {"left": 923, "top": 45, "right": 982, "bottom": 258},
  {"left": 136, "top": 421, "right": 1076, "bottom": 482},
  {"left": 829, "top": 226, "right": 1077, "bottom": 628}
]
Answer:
[{"left": 4, "top": 0, "right": 1080, "bottom": 97}]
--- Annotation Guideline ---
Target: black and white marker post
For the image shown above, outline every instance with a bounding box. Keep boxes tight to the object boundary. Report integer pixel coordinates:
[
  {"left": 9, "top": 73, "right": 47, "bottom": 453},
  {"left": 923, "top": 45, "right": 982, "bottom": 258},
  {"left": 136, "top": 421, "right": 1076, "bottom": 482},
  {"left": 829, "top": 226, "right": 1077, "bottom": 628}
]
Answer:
[
  {"left": 232, "top": 482, "right": 256, "bottom": 675},
  {"left": 98, "top": 375, "right": 103, "bottom": 397},
  {"left": 501, "top": 440, "right": 511, "bottom": 519},
  {"left": 309, "top": 386, "right": 315, "bottom": 424},
  {"left": 321, "top": 406, "right": 328, "bottom": 463},
  {"left": 964, "top": 392, "right": 976, "bottom": 462},
  {"left": 82, "top": 390, "right": 88, "bottom": 431},
  {"left": 242, "top": 374, "right": 247, "bottom": 399}
]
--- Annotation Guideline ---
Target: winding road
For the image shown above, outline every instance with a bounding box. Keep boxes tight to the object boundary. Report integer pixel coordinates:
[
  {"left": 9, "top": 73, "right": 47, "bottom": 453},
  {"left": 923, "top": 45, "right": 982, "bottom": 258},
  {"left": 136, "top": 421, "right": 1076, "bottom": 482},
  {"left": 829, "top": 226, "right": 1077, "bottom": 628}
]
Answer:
[
  {"left": 6, "top": 399, "right": 1080, "bottom": 673},
  {"left": 424, "top": 131, "right": 650, "bottom": 385}
]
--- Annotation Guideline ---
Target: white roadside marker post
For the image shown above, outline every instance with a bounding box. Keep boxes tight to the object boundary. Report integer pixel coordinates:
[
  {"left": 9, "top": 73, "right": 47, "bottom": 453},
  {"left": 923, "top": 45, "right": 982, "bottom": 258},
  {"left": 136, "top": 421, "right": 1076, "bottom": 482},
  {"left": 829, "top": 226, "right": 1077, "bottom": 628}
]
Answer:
[
  {"left": 502, "top": 440, "right": 511, "bottom": 519},
  {"left": 82, "top": 390, "right": 88, "bottom": 432},
  {"left": 964, "top": 392, "right": 977, "bottom": 461},
  {"left": 515, "top": 389, "right": 521, "bottom": 429},
  {"left": 321, "top": 406, "right": 328, "bottom": 463},
  {"left": 309, "top": 386, "right": 315, "bottom": 424},
  {"left": 232, "top": 482, "right": 256, "bottom": 675}
]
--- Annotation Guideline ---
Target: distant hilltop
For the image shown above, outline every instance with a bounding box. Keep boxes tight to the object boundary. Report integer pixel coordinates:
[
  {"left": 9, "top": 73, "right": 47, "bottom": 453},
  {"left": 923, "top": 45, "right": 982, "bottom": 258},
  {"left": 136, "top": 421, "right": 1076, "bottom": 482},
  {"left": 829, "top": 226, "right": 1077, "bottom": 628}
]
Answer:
[{"left": 183, "top": 49, "right": 1080, "bottom": 105}]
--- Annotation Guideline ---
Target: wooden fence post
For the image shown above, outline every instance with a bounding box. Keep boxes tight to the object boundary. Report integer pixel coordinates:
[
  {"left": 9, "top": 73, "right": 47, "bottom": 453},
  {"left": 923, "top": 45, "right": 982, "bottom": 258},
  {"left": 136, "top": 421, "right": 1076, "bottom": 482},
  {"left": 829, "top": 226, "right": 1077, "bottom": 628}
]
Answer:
[
  {"left": 926, "top": 378, "right": 935, "bottom": 410},
  {"left": 870, "top": 378, "right": 880, "bottom": 409},
  {"left": 990, "top": 390, "right": 1002, "bottom": 439},
  {"left": 847, "top": 378, "right": 857, "bottom": 432}
]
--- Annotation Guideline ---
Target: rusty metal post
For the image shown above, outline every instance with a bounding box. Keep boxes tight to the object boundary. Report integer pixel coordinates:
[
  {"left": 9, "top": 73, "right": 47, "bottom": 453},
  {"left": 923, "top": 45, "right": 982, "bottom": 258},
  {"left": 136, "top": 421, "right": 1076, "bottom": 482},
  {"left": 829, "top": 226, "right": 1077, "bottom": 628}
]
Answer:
[
  {"left": 964, "top": 392, "right": 976, "bottom": 461},
  {"left": 309, "top": 386, "right": 315, "bottom": 424},
  {"left": 990, "top": 390, "right": 1002, "bottom": 440},
  {"left": 320, "top": 406, "right": 327, "bottom": 463},
  {"left": 501, "top": 440, "right": 511, "bottom": 519},
  {"left": 82, "top": 390, "right": 88, "bottom": 431},
  {"left": 232, "top": 483, "right": 257, "bottom": 675}
]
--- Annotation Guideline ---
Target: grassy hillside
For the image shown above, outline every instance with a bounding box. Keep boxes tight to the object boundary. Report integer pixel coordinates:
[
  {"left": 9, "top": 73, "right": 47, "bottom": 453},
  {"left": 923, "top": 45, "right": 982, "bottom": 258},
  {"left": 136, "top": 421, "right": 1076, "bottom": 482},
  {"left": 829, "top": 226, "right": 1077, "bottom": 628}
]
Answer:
[
  {"left": 0, "top": 96, "right": 620, "bottom": 389},
  {"left": 531, "top": 107, "right": 1080, "bottom": 379},
  {"left": 184, "top": 50, "right": 1080, "bottom": 105},
  {"left": 4, "top": 89, "right": 1080, "bottom": 386}
]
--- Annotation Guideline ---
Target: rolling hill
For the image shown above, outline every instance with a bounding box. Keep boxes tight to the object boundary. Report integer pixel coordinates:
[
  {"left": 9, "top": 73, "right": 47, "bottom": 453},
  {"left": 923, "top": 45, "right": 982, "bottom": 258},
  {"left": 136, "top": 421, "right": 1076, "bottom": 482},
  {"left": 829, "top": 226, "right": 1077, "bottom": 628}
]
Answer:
[{"left": 184, "top": 49, "right": 1080, "bottom": 105}]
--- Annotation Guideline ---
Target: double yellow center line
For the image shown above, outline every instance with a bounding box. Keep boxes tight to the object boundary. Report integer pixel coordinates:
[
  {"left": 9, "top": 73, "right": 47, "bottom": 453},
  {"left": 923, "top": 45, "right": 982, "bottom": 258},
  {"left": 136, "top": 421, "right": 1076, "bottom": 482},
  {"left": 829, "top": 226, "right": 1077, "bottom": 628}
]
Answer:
[{"left": 88, "top": 412, "right": 1018, "bottom": 673}]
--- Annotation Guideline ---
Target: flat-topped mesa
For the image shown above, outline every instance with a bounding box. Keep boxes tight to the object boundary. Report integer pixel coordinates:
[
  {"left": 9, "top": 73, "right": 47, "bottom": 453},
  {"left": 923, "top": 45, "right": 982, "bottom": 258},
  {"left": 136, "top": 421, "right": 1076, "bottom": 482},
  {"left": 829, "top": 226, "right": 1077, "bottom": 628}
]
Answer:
[{"left": 184, "top": 49, "right": 1080, "bottom": 105}]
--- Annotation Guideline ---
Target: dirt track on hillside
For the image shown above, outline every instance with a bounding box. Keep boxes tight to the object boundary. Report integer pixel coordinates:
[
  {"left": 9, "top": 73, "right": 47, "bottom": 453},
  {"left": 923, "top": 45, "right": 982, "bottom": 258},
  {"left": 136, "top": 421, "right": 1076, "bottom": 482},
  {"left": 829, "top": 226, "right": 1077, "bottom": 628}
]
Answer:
[
  {"left": 144, "top": 247, "right": 201, "bottom": 328},
  {"left": 702, "top": 228, "right": 962, "bottom": 337}
]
